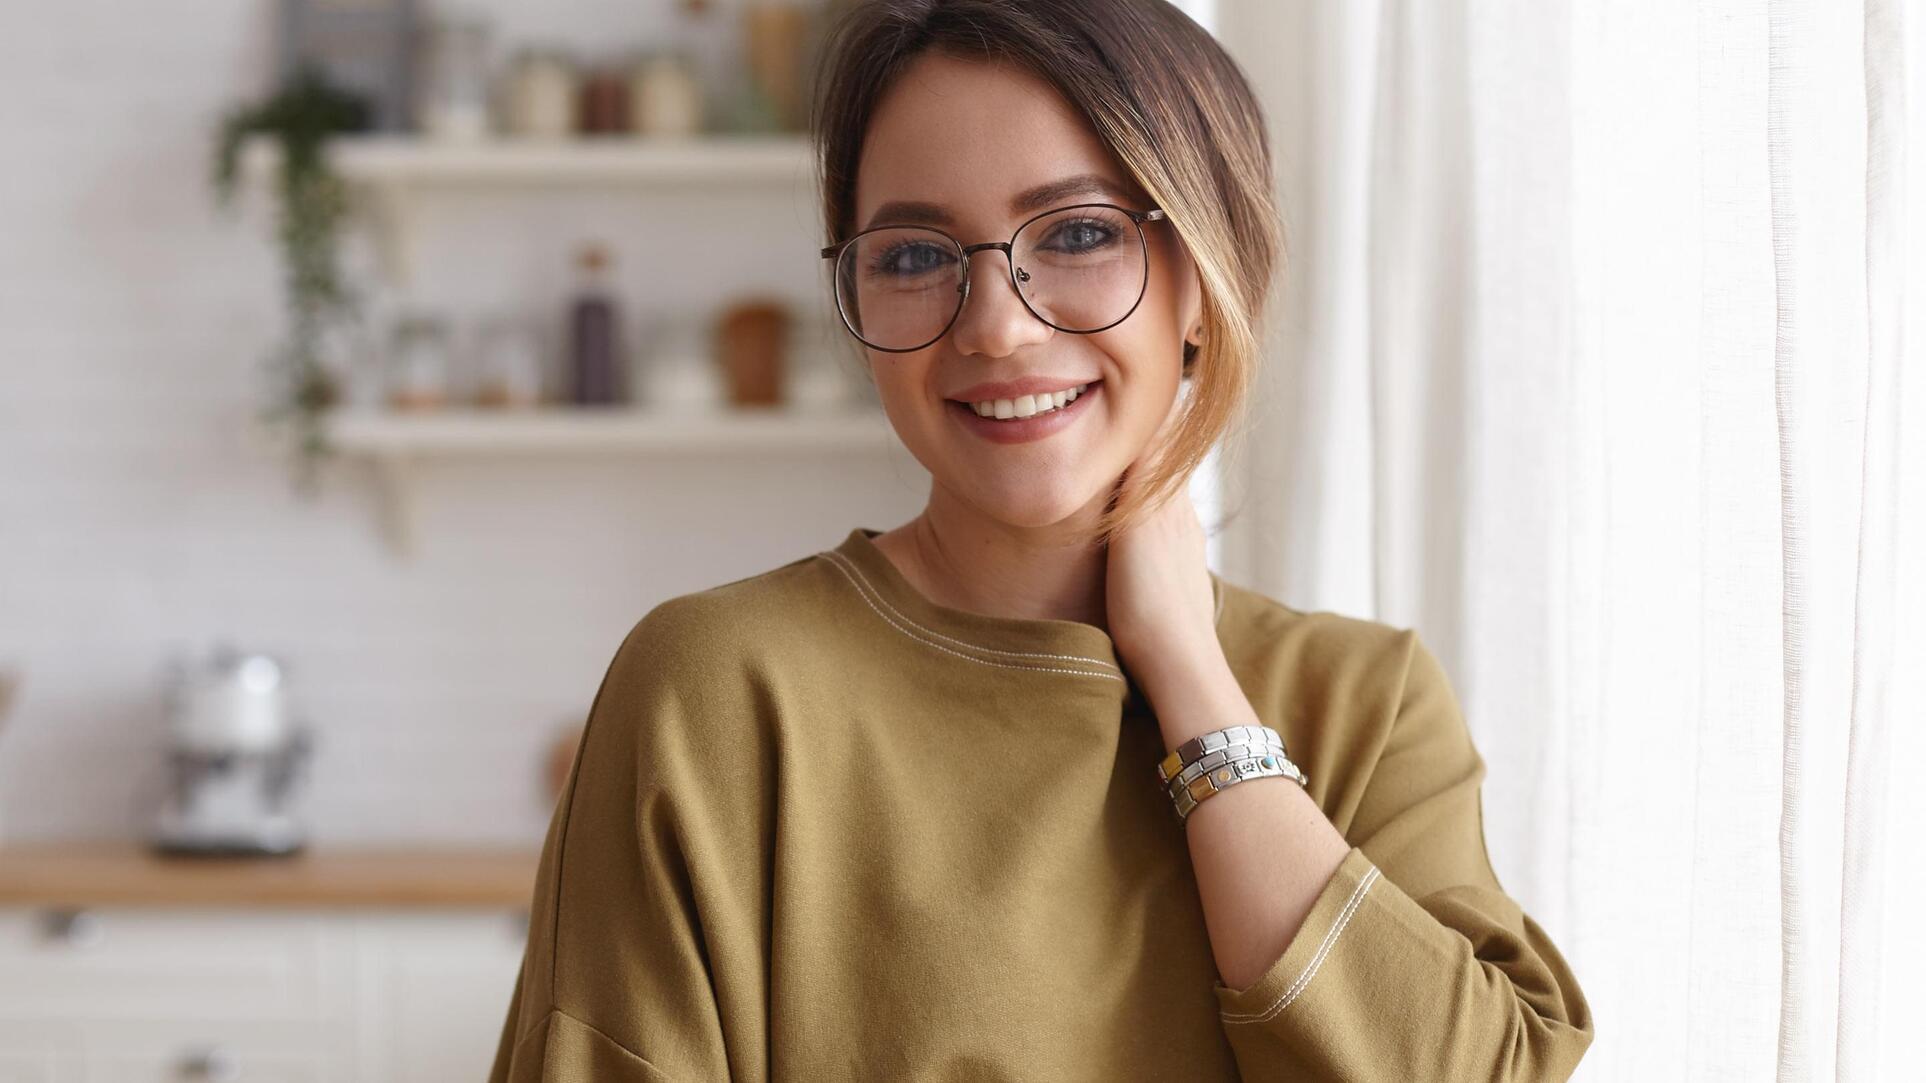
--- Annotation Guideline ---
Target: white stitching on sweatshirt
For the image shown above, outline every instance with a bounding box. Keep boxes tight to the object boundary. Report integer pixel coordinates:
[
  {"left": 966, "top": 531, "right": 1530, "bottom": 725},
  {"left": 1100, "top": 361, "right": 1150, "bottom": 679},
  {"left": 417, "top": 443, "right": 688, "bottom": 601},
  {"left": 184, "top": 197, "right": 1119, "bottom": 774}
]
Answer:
[
  {"left": 1219, "top": 865, "right": 1381, "bottom": 1023},
  {"left": 818, "top": 550, "right": 1125, "bottom": 682}
]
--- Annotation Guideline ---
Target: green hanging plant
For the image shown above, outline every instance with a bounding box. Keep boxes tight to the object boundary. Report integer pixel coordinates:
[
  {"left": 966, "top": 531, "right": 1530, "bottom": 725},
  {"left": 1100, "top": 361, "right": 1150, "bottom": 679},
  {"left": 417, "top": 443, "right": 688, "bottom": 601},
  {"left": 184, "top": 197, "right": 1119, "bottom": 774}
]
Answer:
[{"left": 212, "top": 63, "right": 373, "bottom": 494}]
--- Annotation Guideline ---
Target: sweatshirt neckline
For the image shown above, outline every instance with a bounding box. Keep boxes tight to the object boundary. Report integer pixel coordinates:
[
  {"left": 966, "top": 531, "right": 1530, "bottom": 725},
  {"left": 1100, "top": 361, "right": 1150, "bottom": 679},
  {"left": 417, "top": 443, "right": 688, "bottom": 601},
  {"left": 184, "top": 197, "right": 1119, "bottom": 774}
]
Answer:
[{"left": 822, "top": 526, "right": 1223, "bottom": 685}]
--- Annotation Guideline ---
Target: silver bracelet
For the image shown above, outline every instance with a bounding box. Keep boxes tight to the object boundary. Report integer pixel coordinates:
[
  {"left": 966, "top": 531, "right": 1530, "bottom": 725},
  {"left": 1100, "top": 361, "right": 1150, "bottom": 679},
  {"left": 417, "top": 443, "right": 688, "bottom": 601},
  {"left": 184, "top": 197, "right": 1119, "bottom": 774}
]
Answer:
[
  {"left": 1156, "top": 723, "right": 1308, "bottom": 823},
  {"left": 1155, "top": 723, "right": 1283, "bottom": 785}
]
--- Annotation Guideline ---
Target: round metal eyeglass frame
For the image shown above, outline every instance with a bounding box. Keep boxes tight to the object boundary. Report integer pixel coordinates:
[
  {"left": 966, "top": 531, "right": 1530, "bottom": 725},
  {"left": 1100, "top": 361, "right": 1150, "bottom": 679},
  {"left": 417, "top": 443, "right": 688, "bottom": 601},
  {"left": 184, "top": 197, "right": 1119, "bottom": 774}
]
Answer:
[{"left": 818, "top": 202, "right": 1169, "bottom": 353}]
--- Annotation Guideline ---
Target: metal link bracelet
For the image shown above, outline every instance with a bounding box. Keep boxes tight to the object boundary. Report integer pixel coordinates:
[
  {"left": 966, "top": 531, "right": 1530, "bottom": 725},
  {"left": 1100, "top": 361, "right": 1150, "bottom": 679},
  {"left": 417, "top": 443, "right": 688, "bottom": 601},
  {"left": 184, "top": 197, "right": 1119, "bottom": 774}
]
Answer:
[{"left": 1155, "top": 723, "right": 1308, "bottom": 823}]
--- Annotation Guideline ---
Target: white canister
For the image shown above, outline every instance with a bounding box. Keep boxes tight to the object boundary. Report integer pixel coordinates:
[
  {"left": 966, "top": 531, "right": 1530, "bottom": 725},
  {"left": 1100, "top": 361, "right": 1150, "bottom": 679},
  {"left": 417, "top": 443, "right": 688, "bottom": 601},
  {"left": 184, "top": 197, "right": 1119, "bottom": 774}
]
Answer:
[
  {"left": 503, "top": 48, "right": 577, "bottom": 139},
  {"left": 637, "top": 314, "right": 722, "bottom": 409},
  {"left": 629, "top": 52, "right": 705, "bottom": 137}
]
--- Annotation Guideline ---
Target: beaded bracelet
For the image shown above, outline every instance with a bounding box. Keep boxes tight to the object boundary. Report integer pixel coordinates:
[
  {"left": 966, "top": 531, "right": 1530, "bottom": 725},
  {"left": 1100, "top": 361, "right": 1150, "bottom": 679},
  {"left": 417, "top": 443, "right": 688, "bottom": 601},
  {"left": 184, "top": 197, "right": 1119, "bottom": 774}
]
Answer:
[{"left": 1155, "top": 723, "right": 1308, "bottom": 823}]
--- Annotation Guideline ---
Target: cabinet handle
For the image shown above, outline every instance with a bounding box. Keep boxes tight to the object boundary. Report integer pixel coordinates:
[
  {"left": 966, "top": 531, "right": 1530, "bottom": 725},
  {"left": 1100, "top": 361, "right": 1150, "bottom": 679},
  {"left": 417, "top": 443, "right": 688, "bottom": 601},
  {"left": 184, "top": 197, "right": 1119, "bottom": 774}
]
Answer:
[
  {"left": 37, "top": 907, "right": 102, "bottom": 947},
  {"left": 175, "top": 1045, "right": 240, "bottom": 1082}
]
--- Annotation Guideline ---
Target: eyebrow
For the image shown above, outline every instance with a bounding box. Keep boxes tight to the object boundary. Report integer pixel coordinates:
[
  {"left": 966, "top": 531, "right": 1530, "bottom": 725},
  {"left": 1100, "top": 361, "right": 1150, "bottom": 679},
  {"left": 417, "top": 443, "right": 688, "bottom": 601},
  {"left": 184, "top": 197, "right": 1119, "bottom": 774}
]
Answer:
[{"left": 861, "top": 173, "right": 1130, "bottom": 230}]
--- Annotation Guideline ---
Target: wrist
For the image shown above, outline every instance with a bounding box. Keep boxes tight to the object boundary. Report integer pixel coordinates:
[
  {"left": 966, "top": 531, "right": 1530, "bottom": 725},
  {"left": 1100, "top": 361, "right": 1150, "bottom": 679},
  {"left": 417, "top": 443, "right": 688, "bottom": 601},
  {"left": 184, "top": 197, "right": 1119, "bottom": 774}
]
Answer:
[
  {"left": 1138, "top": 651, "right": 1258, "bottom": 752},
  {"left": 1118, "top": 626, "right": 1223, "bottom": 692}
]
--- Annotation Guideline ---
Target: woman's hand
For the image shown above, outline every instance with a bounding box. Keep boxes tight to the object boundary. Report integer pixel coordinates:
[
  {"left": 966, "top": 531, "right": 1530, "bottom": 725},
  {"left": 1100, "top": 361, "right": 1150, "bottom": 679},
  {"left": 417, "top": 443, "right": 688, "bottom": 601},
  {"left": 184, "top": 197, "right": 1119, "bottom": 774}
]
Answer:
[{"left": 1104, "top": 387, "right": 1222, "bottom": 690}]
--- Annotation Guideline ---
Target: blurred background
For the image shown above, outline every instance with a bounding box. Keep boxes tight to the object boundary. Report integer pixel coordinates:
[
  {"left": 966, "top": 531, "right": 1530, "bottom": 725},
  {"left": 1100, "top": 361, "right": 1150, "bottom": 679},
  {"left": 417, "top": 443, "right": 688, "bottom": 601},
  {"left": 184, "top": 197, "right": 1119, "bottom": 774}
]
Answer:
[
  {"left": 0, "top": 0, "right": 1920, "bottom": 1080},
  {"left": 0, "top": 0, "right": 935, "bottom": 1077}
]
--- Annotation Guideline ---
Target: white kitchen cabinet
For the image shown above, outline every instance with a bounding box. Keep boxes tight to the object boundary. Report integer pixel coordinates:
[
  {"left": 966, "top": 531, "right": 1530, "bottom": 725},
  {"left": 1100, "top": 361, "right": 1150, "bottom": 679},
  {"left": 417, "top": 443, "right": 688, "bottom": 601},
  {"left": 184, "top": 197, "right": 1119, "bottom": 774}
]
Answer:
[
  {"left": 0, "top": 911, "right": 347, "bottom": 1022},
  {"left": 351, "top": 913, "right": 527, "bottom": 1083},
  {"left": 70, "top": 1020, "right": 352, "bottom": 1083},
  {"left": 0, "top": 907, "right": 526, "bottom": 1083},
  {"left": 0, "top": 1020, "right": 74, "bottom": 1083}
]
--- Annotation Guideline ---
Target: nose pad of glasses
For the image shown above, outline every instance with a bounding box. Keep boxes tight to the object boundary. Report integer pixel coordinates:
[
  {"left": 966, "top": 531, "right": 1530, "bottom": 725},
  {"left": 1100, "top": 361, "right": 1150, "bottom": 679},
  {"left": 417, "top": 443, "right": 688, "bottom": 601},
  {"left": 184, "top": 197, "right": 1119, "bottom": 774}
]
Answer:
[{"left": 1015, "top": 266, "right": 1030, "bottom": 283}]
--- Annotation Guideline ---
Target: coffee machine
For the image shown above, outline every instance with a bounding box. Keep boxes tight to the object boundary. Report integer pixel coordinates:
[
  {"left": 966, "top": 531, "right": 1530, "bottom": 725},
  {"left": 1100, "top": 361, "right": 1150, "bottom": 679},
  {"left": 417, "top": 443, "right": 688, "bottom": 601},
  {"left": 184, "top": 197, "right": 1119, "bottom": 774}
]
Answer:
[{"left": 152, "top": 643, "right": 312, "bottom": 856}]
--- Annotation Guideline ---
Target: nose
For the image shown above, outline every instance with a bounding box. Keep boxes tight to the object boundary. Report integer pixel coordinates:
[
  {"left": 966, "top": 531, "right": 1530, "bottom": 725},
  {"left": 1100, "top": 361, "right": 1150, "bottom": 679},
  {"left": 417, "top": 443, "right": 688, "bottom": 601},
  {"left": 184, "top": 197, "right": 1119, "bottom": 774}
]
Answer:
[{"left": 946, "top": 247, "right": 1053, "bottom": 359}]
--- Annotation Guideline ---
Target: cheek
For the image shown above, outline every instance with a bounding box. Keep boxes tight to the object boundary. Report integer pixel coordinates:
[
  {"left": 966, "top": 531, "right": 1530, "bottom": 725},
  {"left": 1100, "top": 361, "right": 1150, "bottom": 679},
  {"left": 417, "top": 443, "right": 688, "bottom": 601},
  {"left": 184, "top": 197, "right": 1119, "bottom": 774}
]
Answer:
[
  {"left": 867, "top": 354, "right": 925, "bottom": 400},
  {"left": 1091, "top": 311, "right": 1184, "bottom": 395},
  {"left": 1144, "top": 234, "right": 1198, "bottom": 331},
  {"left": 867, "top": 357, "right": 949, "bottom": 436}
]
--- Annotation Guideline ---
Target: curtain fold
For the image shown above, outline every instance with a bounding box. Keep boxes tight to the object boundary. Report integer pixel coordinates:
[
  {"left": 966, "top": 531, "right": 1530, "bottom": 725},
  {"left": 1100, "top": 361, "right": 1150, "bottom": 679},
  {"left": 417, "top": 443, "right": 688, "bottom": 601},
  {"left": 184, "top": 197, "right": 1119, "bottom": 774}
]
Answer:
[
  {"left": 1212, "top": 1, "right": 1921, "bottom": 1078},
  {"left": 1833, "top": 0, "right": 1909, "bottom": 1076}
]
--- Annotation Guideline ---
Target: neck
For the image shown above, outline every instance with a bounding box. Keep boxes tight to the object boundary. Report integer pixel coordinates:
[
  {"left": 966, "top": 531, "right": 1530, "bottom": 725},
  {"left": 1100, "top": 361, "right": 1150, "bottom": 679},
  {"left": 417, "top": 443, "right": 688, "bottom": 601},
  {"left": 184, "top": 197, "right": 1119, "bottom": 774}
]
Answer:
[{"left": 873, "top": 484, "right": 1111, "bottom": 630}]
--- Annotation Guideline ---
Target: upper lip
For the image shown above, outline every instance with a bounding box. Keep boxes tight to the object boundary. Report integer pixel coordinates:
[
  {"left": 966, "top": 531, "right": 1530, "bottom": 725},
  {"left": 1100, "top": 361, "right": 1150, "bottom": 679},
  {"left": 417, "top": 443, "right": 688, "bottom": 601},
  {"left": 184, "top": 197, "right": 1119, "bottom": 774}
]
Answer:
[{"left": 946, "top": 376, "right": 1099, "bottom": 403}]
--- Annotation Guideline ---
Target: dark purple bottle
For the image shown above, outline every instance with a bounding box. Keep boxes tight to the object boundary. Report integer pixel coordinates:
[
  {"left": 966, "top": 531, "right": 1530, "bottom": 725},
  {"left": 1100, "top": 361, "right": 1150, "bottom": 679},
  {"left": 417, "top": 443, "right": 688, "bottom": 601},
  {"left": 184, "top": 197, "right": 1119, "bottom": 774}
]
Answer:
[{"left": 568, "top": 243, "right": 623, "bottom": 405}]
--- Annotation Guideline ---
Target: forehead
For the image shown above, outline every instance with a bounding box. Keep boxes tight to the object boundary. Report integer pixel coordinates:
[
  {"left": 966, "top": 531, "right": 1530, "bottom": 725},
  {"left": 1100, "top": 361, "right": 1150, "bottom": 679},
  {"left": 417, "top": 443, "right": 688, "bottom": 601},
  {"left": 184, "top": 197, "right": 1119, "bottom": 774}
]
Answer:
[{"left": 855, "top": 52, "right": 1140, "bottom": 231}]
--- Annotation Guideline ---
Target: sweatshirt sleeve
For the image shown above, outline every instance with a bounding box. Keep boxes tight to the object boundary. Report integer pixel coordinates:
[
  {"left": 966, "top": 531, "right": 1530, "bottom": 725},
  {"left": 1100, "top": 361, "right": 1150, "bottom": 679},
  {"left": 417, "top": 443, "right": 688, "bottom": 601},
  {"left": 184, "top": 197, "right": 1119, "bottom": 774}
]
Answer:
[
  {"left": 489, "top": 596, "right": 771, "bottom": 1082},
  {"left": 1212, "top": 630, "right": 1595, "bottom": 1081}
]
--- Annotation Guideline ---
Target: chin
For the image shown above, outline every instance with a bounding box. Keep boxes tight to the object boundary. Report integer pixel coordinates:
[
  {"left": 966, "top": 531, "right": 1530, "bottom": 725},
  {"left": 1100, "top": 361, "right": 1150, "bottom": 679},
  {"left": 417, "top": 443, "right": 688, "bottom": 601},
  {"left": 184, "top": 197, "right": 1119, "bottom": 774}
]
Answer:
[{"left": 954, "top": 477, "right": 1107, "bottom": 530}]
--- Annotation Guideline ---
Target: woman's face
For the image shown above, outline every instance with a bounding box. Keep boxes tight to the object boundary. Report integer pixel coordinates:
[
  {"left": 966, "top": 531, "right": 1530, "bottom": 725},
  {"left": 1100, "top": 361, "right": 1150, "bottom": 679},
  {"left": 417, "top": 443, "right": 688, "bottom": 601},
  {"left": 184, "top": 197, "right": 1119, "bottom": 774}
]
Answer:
[{"left": 849, "top": 52, "right": 1203, "bottom": 532}]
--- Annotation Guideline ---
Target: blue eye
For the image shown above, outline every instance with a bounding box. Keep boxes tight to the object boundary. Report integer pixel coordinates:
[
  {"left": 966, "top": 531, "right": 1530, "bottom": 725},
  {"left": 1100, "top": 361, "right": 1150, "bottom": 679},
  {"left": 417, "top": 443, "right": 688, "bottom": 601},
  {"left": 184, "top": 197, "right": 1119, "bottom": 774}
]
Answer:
[
  {"left": 868, "top": 240, "right": 954, "bottom": 278},
  {"left": 1042, "top": 218, "right": 1119, "bottom": 254}
]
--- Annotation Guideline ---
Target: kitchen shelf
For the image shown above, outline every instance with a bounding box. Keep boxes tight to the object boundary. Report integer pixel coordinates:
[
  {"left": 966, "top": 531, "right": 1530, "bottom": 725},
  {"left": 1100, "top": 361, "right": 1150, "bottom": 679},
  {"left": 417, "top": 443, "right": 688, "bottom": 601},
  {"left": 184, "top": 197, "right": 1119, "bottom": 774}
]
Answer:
[
  {"left": 237, "top": 132, "right": 816, "bottom": 286},
  {"left": 238, "top": 132, "right": 814, "bottom": 188},
  {"left": 0, "top": 840, "right": 539, "bottom": 910},
  {"left": 235, "top": 134, "right": 853, "bottom": 555},
  {"left": 328, "top": 403, "right": 892, "bottom": 454},
  {"left": 318, "top": 405, "right": 904, "bottom": 557}
]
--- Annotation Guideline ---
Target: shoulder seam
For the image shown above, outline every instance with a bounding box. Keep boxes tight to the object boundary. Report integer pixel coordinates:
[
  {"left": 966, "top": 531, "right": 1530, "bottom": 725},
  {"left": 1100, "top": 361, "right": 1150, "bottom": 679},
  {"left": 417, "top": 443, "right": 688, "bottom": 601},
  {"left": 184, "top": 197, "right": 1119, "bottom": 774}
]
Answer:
[{"left": 690, "top": 549, "right": 824, "bottom": 598}]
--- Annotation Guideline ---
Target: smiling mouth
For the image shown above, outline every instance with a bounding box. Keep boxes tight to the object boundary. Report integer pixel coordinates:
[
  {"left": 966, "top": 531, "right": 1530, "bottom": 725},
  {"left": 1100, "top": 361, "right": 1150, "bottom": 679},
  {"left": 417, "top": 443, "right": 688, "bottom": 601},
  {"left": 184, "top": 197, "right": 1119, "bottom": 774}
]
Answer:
[
  {"left": 949, "top": 380, "right": 1099, "bottom": 421},
  {"left": 944, "top": 379, "right": 1103, "bottom": 446}
]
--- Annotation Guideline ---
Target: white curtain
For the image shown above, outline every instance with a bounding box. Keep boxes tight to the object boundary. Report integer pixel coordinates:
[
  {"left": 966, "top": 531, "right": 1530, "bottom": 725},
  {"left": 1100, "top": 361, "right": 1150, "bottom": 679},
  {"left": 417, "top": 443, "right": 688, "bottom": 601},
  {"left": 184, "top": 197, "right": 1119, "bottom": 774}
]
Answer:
[{"left": 1212, "top": 2, "right": 1922, "bottom": 1079}]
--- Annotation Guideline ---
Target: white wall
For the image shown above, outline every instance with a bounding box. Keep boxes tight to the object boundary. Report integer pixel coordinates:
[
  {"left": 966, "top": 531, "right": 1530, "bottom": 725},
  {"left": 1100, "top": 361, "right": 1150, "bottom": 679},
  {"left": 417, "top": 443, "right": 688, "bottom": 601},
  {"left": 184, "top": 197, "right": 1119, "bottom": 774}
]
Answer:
[{"left": 0, "top": 0, "right": 930, "bottom": 845}]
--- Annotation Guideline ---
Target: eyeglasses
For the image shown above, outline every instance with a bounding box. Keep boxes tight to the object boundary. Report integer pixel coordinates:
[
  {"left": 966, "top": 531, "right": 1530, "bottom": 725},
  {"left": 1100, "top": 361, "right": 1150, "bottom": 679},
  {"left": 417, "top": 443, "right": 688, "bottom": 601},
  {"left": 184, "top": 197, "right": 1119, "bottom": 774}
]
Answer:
[{"left": 819, "top": 202, "right": 1169, "bottom": 353}]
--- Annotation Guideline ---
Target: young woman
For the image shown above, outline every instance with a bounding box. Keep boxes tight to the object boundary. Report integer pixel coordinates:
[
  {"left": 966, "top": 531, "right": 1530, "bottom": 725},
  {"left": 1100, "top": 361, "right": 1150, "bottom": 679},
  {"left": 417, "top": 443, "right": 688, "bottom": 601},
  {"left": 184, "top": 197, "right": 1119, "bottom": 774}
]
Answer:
[{"left": 489, "top": 2, "right": 1593, "bottom": 1080}]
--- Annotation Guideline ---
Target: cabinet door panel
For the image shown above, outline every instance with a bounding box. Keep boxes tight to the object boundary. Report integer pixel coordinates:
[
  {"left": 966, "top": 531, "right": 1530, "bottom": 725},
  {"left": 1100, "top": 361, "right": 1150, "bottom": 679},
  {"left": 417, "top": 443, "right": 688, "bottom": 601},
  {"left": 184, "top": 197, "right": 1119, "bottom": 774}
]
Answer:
[
  {"left": 353, "top": 913, "right": 526, "bottom": 1083},
  {"left": 0, "top": 1019, "right": 78, "bottom": 1083},
  {"left": 0, "top": 911, "right": 346, "bottom": 1022},
  {"left": 74, "top": 1020, "right": 350, "bottom": 1083}
]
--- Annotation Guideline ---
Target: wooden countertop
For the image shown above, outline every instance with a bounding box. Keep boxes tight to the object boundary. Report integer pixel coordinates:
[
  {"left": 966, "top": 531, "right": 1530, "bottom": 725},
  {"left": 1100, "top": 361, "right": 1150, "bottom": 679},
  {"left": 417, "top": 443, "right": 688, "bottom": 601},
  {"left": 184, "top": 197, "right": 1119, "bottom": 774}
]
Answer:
[{"left": 0, "top": 841, "right": 540, "bottom": 909}]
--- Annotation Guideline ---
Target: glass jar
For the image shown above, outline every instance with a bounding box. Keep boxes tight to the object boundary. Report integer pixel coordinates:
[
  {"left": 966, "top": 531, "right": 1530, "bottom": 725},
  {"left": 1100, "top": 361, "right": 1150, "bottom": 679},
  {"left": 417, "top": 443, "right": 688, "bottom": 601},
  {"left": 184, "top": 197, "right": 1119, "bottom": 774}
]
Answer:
[
  {"left": 741, "top": 2, "right": 809, "bottom": 131},
  {"left": 386, "top": 315, "right": 452, "bottom": 411},
  {"left": 788, "top": 314, "right": 859, "bottom": 411},
  {"left": 417, "top": 15, "right": 493, "bottom": 140},
  {"left": 472, "top": 317, "right": 545, "bottom": 408}
]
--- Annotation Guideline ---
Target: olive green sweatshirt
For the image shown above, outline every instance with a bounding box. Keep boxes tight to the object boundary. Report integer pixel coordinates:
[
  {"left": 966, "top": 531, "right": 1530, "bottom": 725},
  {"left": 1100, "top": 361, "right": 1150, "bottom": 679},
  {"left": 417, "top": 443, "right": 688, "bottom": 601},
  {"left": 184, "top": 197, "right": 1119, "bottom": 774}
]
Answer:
[{"left": 487, "top": 527, "right": 1593, "bottom": 1081}]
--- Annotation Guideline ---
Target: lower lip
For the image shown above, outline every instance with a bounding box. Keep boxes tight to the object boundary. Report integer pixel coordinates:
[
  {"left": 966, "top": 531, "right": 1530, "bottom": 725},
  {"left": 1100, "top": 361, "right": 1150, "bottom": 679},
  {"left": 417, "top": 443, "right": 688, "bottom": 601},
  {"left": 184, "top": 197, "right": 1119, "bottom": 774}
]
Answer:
[{"left": 947, "top": 382, "right": 1102, "bottom": 445}]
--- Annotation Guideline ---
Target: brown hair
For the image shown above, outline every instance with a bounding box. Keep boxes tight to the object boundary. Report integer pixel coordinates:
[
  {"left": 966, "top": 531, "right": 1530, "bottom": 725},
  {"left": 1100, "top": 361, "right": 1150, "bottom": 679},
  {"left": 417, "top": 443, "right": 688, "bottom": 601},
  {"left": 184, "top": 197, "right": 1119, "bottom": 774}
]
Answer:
[{"left": 810, "top": 0, "right": 1282, "bottom": 545}]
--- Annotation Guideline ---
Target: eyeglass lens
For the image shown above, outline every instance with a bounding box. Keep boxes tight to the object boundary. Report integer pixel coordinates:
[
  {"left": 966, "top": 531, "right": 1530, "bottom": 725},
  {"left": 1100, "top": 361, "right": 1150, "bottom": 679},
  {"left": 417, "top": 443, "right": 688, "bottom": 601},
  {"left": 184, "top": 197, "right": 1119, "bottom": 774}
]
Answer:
[{"left": 832, "top": 205, "right": 1148, "bottom": 351}]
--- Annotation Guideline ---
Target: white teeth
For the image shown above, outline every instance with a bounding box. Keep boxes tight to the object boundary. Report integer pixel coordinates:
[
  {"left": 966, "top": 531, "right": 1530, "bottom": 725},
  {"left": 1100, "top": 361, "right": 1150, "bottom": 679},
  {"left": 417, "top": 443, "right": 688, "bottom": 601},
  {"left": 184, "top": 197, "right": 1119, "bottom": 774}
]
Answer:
[{"left": 968, "top": 382, "right": 1089, "bottom": 420}]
